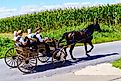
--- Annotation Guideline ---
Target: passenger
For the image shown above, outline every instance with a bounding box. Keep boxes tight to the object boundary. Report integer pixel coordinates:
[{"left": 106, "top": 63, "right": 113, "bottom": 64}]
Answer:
[
  {"left": 27, "top": 29, "right": 38, "bottom": 49},
  {"left": 34, "top": 27, "right": 50, "bottom": 56},
  {"left": 15, "top": 30, "right": 28, "bottom": 47},
  {"left": 34, "top": 27, "right": 43, "bottom": 43},
  {"left": 13, "top": 31, "right": 17, "bottom": 41},
  {"left": 27, "top": 29, "right": 33, "bottom": 38},
  {"left": 27, "top": 29, "right": 37, "bottom": 42}
]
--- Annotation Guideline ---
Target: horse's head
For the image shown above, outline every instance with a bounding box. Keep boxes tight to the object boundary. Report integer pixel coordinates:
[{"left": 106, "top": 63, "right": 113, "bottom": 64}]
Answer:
[{"left": 93, "top": 21, "right": 102, "bottom": 32}]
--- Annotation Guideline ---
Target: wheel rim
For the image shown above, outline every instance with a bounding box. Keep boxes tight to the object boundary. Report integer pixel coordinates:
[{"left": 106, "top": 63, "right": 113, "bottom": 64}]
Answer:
[
  {"left": 52, "top": 49, "right": 66, "bottom": 66},
  {"left": 38, "top": 52, "right": 50, "bottom": 63},
  {"left": 4, "top": 48, "right": 18, "bottom": 68},
  {"left": 17, "top": 56, "right": 37, "bottom": 73}
]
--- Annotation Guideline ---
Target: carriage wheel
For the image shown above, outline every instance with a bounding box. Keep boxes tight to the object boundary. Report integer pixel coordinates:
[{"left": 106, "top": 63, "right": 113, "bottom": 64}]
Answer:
[
  {"left": 4, "top": 48, "right": 18, "bottom": 68},
  {"left": 52, "top": 49, "right": 66, "bottom": 66},
  {"left": 17, "top": 56, "right": 37, "bottom": 73},
  {"left": 38, "top": 50, "right": 50, "bottom": 63}
]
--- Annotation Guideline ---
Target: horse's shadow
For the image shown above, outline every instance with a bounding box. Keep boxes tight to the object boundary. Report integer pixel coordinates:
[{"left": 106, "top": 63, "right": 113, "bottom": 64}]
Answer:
[{"left": 34, "top": 53, "right": 118, "bottom": 73}]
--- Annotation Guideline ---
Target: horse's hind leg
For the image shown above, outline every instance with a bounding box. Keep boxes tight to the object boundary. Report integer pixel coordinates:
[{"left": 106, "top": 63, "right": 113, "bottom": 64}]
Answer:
[
  {"left": 84, "top": 43, "right": 90, "bottom": 57},
  {"left": 63, "top": 47, "right": 67, "bottom": 60},
  {"left": 87, "top": 41, "right": 94, "bottom": 53},
  {"left": 69, "top": 44, "right": 76, "bottom": 60}
]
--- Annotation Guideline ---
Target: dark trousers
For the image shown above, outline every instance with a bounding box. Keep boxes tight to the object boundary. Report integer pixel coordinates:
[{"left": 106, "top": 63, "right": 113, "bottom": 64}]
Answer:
[
  {"left": 30, "top": 41, "right": 38, "bottom": 49},
  {"left": 39, "top": 42, "right": 50, "bottom": 56},
  {"left": 44, "top": 43, "right": 50, "bottom": 54}
]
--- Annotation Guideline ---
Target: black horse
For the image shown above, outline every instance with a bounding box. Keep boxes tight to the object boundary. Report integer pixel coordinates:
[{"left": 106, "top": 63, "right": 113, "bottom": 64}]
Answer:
[{"left": 59, "top": 21, "right": 102, "bottom": 60}]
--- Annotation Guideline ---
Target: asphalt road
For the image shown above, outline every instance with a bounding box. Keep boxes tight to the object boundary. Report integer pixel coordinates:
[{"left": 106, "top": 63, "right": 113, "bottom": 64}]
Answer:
[{"left": 0, "top": 41, "right": 121, "bottom": 81}]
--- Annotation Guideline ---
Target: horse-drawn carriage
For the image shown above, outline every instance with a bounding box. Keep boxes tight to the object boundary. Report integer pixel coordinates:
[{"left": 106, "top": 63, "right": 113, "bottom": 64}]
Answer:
[
  {"left": 4, "top": 38, "right": 66, "bottom": 73},
  {"left": 4, "top": 21, "right": 102, "bottom": 73}
]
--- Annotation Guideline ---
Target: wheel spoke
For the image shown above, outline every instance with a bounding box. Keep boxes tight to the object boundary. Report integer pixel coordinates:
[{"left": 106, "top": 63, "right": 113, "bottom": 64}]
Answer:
[
  {"left": 52, "top": 49, "right": 66, "bottom": 66},
  {"left": 30, "top": 61, "right": 36, "bottom": 64},
  {"left": 29, "top": 63, "right": 34, "bottom": 68},
  {"left": 7, "top": 60, "right": 13, "bottom": 65},
  {"left": 13, "top": 60, "right": 16, "bottom": 67},
  {"left": 10, "top": 60, "right": 14, "bottom": 67},
  {"left": 6, "top": 59, "right": 12, "bottom": 63},
  {"left": 9, "top": 49, "right": 14, "bottom": 55},
  {"left": 17, "top": 57, "right": 37, "bottom": 73}
]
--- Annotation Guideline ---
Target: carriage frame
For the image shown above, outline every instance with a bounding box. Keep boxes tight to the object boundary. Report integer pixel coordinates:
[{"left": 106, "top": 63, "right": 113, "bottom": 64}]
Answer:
[{"left": 4, "top": 38, "right": 67, "bottom": 73}]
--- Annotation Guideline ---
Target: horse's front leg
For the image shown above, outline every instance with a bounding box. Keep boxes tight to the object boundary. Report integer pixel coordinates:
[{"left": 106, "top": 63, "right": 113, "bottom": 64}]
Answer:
[
  {"left": 69, "top": 44, "right": 76, "bottom": 60},
  {"left": 87, "top": 41, "right": 94, "bottom": 53},
  {"left": 63, "top": 47, "right": 68, "bottom": 60},
  {"left": 84, "top": 43, "right": 90, "bottom": 57}
]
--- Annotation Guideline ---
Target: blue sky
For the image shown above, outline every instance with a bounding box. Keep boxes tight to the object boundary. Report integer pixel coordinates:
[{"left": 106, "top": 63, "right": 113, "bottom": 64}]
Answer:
[
  {"left": 0, "top": 0, "right": 120, "bottom": 18},
  {"left": 0, "top": 0, "right": 119, "bottom": 8}
]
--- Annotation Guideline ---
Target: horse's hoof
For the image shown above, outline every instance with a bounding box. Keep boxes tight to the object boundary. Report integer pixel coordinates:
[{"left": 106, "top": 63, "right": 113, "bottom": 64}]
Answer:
[
  {"left": 72, "top": 58, "right": 77, "bottom": 60},
  {"left": 86, "top": 54, "right": 90, "bottom": 57},
  {"left": 87, "top": 51, "right": 91, "bottom": 53}
]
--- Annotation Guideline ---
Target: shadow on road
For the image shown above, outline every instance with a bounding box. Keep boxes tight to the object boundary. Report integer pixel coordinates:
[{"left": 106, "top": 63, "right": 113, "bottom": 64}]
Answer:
[
  {"left": 73, "top": 53, "right": 119, "bottom": 63},
  {"left": 34, "top": 52, "right": 118, "bottom": 73}
]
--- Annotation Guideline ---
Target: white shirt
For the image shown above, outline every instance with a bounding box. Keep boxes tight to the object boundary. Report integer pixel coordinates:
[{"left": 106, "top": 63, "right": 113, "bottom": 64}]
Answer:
[
  {"left": 28, "top": 33, "right": 34, "bottom": 38},
  {"left": 27, "top": 33, "right": 35, "bottom": 43},
  {"left": 36, "top": 33, "right": 43, "bottom": 42},
  {"left": 14, "top": 36, "right": 17, "bottom": 41},
  {"left": 16, "top": 35, "right": 25, "bottom": 45}
]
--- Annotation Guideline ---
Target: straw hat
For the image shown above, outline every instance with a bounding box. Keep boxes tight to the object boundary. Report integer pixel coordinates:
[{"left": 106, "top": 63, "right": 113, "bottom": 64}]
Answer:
[{"left": 17, "top": 30, "right": 23, "bottom": 35}]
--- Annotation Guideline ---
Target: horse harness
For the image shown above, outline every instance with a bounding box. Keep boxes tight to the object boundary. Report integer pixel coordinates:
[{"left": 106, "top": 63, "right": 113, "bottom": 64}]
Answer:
[{"left": 67, "top": 29, "right": 92, "bottom": 43}]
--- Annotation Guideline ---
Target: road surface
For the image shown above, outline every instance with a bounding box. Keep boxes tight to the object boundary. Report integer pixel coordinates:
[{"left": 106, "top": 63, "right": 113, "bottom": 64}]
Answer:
[{"left": 0, "top": 41, "right": 121, "bottom": 81}]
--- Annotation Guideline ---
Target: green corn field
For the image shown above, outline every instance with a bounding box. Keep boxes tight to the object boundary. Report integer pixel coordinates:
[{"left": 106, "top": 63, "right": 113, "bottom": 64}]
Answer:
[{"left": 0, "top": 4, "right": 120, "bottom": 33}]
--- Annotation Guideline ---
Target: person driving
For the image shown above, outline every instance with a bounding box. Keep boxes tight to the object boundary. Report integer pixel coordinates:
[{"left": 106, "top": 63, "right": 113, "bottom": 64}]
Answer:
[
  {"left": 34, "top": 27, "right": 50, "bottom": 56},
  {"left": 34, "top": 27, "right": 43, "bottom": 43}
]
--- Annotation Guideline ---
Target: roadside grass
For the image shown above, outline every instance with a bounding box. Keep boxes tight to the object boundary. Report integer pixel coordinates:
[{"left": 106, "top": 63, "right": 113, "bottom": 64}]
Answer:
[
  {"left": 0, "top": 37, "right": 13, "bottom": 58},
  {"left": 112, "top": 59, "right": 121, "bottom": 69},
  {"left": 0, "top": 33, "right": 13, "bottom": 39},
  {"left": 0, "top": 23, "right": 121, "bottom": 59},
  {"left": 0, "top": 33, "right": 27, "bottom": 39}
]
